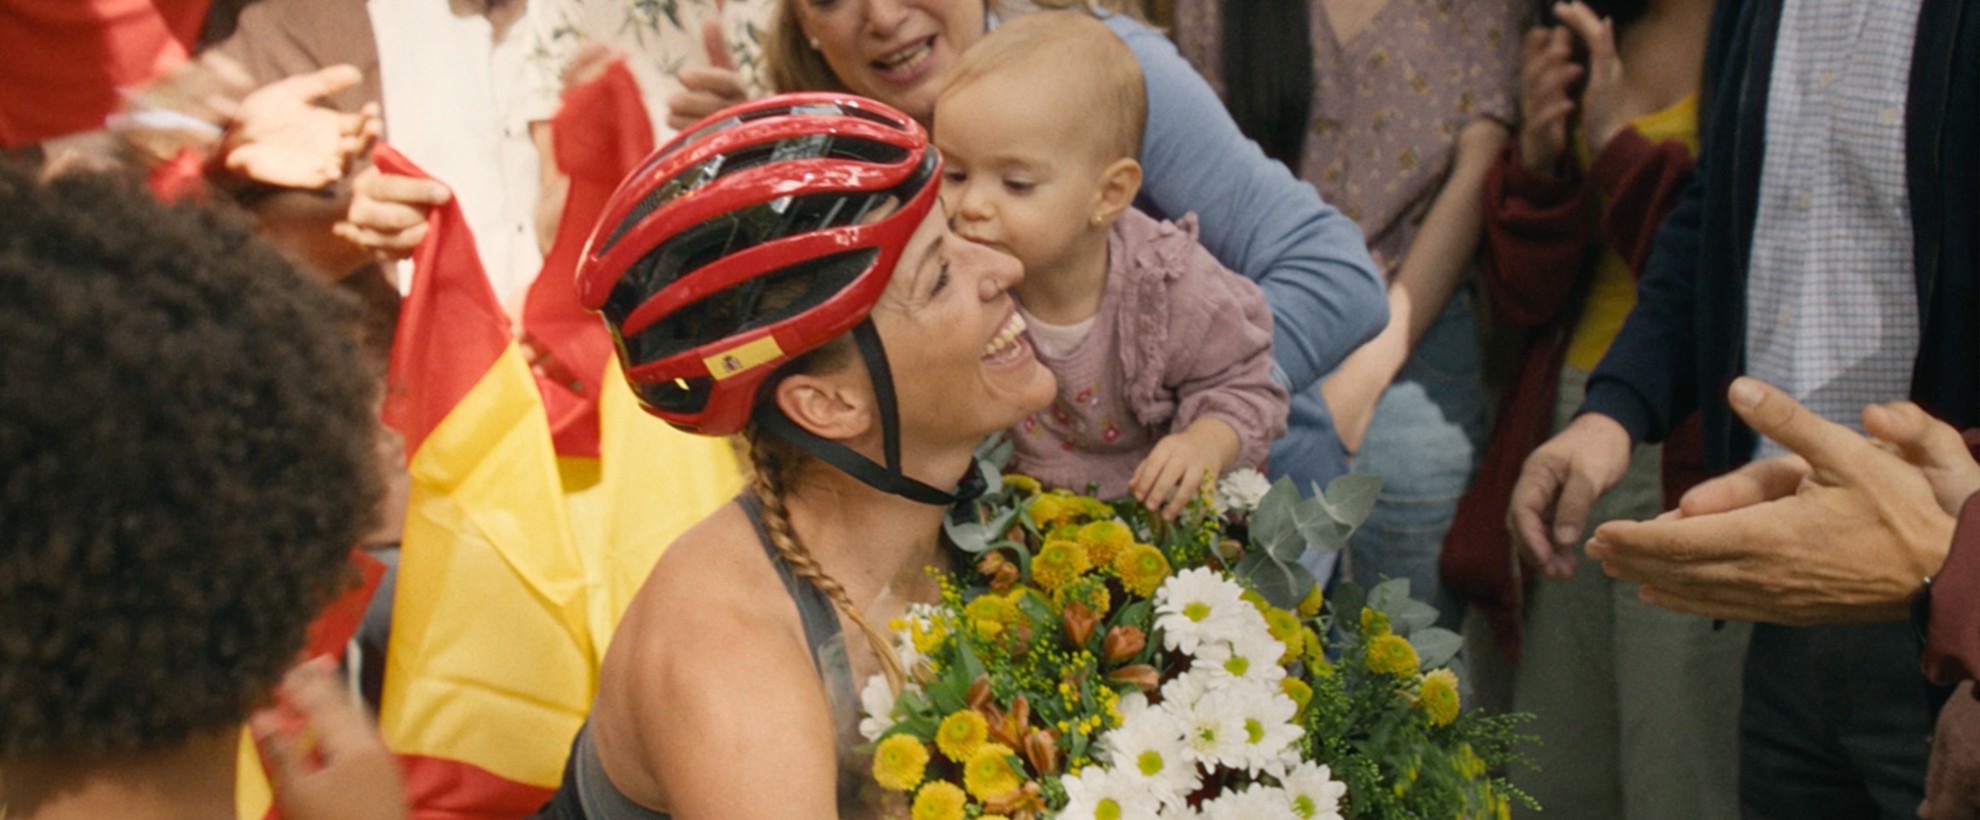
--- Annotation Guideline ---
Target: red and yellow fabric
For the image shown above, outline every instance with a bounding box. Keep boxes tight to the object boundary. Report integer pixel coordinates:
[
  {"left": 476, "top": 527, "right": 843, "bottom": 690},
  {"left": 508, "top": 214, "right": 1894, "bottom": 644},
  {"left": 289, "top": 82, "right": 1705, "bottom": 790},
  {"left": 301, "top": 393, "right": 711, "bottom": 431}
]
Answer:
[
  {"left": 371, "top": 141, "right": 591, "bottom": 817},
  {"left": 526, "top": 60, "right": 741, "bottom": 651},
  {"left": 369, "top": 62, "right": 738, "bottom": 819}
]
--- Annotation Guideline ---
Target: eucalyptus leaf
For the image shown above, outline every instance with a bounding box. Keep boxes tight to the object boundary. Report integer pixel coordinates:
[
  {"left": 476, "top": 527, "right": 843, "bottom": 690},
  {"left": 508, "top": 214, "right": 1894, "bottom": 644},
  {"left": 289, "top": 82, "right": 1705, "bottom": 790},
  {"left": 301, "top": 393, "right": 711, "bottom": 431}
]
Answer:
[
  {"left": 1249, "top": 477, "right": 1304, "bottom": 558},
  {"left": 1317, "top": 472, "right": 1383, "bottom": 529},
  {"left": 976, "top": 432, "right": 1015, "bottom": 470},
  {"left": 1408, "top": 627, "right": 1463, "bottom": 670},
  {"left": 1290, "top": 496, "right": 1348, "bottom": 555},
  {"left": 1367, "top": 577, "right": 1413, "bottom": 607},
  {"left": 1234, "top": 552, "right": 1314, "bottom": 610},
  {"left": 943, "top": 507, "right": 1021, "bottom": 555}
]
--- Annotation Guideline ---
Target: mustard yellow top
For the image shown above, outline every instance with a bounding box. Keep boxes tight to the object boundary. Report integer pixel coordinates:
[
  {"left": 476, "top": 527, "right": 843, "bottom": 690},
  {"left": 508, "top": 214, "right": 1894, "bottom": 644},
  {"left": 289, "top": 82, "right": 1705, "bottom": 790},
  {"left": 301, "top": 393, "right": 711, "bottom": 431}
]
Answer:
[{"left": 1564, "top": 95, "right": 1700, "bottom": 371}]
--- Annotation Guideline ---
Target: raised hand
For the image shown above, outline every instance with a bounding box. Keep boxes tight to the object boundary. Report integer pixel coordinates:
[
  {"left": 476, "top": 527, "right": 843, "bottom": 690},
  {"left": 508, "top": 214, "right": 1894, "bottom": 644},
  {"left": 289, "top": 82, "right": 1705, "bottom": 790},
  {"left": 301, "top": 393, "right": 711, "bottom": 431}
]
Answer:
[
  {"left": 223, "top": 65, "right": 381, "bottom": 189},
  {"left": 1553, "top": 1, "right": 1628, "bottom": 156},
  {"left": 1515, "top": 23, "right": 1581, "bottom": 175},
  {"left": 667, "top": 7, "right": 750, "bottom": 132}
]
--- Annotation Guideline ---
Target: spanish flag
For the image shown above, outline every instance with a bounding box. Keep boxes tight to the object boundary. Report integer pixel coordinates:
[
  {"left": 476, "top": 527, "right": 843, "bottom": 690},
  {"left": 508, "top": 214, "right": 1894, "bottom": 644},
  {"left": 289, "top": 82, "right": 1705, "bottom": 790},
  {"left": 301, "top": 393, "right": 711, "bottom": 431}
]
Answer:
[
  {"left": 523, "top": 60, "right": 740, "bottom": 658},
  {"left": 372, "top": 61, "right": 739, "bottom": 819},
  {"left": 371, "top": 141, "right": 590, "bottom": 816}
]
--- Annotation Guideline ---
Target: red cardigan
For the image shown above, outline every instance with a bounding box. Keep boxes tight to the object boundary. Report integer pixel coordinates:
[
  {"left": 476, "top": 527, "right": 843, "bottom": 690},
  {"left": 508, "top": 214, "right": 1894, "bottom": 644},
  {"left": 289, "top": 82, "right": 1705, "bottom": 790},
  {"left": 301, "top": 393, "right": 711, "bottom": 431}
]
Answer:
[{"left": 1441, "top": 127, "right": 1703, "bottom": 663}]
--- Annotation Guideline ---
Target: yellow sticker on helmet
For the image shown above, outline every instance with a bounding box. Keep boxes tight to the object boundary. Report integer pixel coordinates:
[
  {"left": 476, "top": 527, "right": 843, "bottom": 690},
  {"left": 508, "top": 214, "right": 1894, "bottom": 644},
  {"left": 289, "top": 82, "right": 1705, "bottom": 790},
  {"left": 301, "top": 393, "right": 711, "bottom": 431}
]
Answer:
[{"left": 703, "top": 335, "right": 785, "bottom": 380}]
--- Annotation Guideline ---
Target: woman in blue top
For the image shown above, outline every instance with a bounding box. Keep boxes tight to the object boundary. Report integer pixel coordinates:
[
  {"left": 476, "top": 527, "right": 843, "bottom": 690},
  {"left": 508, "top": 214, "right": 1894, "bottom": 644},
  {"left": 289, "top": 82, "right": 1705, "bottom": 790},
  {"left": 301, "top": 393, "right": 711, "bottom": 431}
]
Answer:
[{"left": 674, "top": 0, "right": 1388, "bottom": 508}]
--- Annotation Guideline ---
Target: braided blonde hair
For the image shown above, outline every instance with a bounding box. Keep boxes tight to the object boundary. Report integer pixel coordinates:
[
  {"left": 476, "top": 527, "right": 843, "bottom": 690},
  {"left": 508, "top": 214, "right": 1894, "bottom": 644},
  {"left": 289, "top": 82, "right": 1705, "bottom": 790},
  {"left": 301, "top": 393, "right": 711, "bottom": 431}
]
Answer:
[{"left": 745, "top": 424, "right": 909, "bottom": 695}]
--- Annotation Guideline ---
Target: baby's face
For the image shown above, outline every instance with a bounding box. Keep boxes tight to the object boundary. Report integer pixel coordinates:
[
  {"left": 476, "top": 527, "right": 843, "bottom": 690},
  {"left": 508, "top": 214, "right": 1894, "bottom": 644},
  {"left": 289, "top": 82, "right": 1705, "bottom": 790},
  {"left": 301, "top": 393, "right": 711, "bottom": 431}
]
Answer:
[{"left": 933, "top": 72, "right": 1114, "bottom": 279}]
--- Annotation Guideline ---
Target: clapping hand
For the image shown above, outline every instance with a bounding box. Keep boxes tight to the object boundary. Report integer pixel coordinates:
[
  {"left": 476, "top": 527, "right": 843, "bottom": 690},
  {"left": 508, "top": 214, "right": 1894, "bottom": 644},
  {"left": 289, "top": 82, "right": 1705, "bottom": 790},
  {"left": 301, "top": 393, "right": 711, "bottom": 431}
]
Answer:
[{"left": 1585, "top": 378, "right": 1978, "bottom": 624}]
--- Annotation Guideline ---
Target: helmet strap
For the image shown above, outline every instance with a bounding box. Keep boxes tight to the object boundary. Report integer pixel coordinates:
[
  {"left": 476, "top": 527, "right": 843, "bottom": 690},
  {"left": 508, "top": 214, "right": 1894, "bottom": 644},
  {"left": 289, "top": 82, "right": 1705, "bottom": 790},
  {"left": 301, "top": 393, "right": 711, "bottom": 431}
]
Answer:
[{"left": 756, "top": 320, "right": 985, "bottom": 506}]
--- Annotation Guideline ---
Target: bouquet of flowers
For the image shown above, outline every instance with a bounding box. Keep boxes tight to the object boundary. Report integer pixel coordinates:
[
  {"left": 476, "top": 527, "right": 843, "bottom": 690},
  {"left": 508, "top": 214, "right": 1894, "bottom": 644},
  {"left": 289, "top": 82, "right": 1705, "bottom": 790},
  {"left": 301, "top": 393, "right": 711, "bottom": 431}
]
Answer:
[{"left": 858, "top": 461, "right": 1533, "bottom": 819}]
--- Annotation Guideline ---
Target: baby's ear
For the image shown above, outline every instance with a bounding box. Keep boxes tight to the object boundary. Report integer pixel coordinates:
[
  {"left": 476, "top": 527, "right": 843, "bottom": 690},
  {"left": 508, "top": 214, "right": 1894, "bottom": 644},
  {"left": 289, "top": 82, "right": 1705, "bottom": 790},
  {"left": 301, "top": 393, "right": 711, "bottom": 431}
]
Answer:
[{"left": 1090, "top": 157, "right": 1143, "bottom": 227}]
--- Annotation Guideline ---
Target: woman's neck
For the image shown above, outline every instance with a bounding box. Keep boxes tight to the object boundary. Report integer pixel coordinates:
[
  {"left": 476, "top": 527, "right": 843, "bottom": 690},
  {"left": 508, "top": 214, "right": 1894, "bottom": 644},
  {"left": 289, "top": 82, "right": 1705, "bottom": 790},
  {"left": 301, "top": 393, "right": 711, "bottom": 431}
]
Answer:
[
  {"left": 5, "top": 730, "right": 240, "bottom": 820},
  {"left": 1618, "top": 0, "right": 1713, "bottom": 116},
  {"left": 783, "top": 468, "right": 953, "bottom": 609}
]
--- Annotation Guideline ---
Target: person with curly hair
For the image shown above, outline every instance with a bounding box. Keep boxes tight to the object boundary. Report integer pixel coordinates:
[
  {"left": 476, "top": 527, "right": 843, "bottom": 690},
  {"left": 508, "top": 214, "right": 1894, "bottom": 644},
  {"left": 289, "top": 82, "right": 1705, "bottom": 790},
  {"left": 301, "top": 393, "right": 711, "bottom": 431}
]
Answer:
[{"left": 0, "top": 163, "right": 402, "bottom": 820}]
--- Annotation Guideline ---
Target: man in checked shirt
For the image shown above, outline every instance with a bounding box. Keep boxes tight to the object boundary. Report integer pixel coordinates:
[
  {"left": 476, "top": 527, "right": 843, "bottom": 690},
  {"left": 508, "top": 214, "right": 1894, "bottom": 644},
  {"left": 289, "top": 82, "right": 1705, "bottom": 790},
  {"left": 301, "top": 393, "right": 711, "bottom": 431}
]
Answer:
[{"left": 1507, "top": 0, "right": 1980, "bottom": 816}]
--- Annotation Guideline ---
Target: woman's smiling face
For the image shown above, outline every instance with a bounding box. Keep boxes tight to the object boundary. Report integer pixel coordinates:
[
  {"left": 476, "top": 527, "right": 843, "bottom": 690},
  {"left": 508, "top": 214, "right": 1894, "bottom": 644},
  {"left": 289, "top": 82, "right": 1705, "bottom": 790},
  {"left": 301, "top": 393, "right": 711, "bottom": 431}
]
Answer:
[
  {"left": 791, "top": 0, "right": 987, "bottom": 124},
  {"left": 867, "top": 200, "right": 1055, "bottom": 449}
]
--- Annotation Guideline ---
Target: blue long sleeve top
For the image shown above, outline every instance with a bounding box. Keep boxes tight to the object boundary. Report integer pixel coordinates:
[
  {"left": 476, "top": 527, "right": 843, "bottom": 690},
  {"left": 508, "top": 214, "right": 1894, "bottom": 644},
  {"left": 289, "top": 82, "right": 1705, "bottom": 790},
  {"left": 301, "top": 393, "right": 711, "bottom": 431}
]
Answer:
[{"left": 1101, "top": 14, "right": 1387, "bottom": 394}]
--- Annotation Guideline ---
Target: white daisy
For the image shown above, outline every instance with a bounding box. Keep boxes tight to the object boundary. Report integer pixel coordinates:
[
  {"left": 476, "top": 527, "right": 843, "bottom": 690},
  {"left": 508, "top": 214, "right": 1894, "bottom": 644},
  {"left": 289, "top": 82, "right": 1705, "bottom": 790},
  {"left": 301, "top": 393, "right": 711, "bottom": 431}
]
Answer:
[
  {"left": 1155, "top": 568, "right": 1252, "bottom": 655},
  {"left": 856, "top": 673, "right": 909, "bottom": 741},
  {"left": 1225, "top": 682, "right": 1303, "bottom": 774},
  {"left": 1193, "top": 622, "right": 1290, "bottom": 688},
  {"left": 1060, "top": 765, "right": 1162, "bottom": 820},
  {"left": 1279, "top": 760, "right": 1349, "bottom": 820},
  {"left": 1159, "top": 668, "right": 1217, "bottom": 713},
  {"left": 1172, "top": 683, "right": 1250, "bottom": 769},
  {"left": 1215, "top": 469, "right": 1272, "bottom": 515},
  {"left": 1100, "top": 708, "right": 1199, "bottom": 805},
  {"left": 1200, "top": 784, "right": 1293, "bottom": 820}
]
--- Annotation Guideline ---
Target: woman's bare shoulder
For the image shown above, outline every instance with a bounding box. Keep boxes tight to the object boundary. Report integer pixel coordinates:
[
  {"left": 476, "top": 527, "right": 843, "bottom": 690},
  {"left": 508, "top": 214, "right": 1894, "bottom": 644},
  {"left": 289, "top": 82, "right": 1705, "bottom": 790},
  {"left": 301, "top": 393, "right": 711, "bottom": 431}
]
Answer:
[{"left": 589, "top": 501, "right": 838, "bottom": 811}]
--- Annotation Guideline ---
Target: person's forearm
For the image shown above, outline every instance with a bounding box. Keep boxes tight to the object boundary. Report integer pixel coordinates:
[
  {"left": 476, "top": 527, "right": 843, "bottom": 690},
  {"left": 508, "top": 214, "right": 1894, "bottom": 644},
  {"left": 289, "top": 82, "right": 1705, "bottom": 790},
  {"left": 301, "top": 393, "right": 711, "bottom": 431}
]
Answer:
[{"left": 1319, "top": 120, "right": 1507, "bottom": 450}]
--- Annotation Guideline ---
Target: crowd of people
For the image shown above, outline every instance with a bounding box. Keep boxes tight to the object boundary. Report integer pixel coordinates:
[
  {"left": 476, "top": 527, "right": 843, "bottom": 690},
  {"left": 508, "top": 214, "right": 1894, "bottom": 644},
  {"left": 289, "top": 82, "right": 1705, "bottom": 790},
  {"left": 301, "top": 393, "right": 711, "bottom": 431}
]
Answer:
[{"left": 3, "top": 0, "right": 1979, "bottom": 818}]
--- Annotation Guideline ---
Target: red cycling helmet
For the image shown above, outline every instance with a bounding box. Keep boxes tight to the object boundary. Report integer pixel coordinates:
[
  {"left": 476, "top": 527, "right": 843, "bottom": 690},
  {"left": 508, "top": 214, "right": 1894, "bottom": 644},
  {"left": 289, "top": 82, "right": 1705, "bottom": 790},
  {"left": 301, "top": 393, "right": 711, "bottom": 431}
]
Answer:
[{"left": 578, "top": 92, "right": 941, "bottom": 437}]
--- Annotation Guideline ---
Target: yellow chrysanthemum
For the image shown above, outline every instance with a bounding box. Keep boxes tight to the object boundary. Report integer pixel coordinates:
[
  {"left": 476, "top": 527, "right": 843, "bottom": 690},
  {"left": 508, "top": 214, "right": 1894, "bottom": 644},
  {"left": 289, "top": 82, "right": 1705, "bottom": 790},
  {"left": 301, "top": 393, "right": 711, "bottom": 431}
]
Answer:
[
  {"left": 964, "top": 594, "right": 1020, "bottom": 640},
  {"left": 1296, "top": 583, "right": 1324, "bottom": 618},
  {"left": 935, "top": 710, "right": 988, "bottom": 762},
  {"left": 1263, "top": 607, "right": 1303, "bottom": 663},
  {"left": 1360, "top": 607, "right": 1391, "bottom": 636},
  {"left": 1417, "top": 668, "right": 1460, "bottom": 727},
  {"left": 1052, "top": 575, "right": 1112, "bottom": 614},
  {"left": 1113, "top": 544, "right": 1171, "bottom": 597},
  {"left": 963, "top": 743, "right": 1024, "bottom": 801},
  {"left": 1028, "top": 494, "right": 1073, "bottom": 529},
  {"left": 1003, "top": 474, "right": 1042, "bottom": 496},
  {"left": 1302, "top": 628, "right": 1326, "bottom": 669},
  {"left": 1073, "top": 495, "right": 1114, "bottom": 519},
  {"left": 1365, "top": 633, "right": 1420, "bottom": 677},
  {"left": 871, "top": 734, "right": 930, "bottom": 792},
  {"left": 1032, "top": 539, "right": 1090, "bottom": 592},
  {"left": 1240, "top": 590, "right": 1271, "bottom": 615},
  {"left": 910, "top": 781, "right": 967, "bottom": 820},
  {"left": 1075, "top": 520, "right": 1133, "bottom": 567},
  {"left": 1280, "top": 677, "right": 1313, "bottom": 711}
]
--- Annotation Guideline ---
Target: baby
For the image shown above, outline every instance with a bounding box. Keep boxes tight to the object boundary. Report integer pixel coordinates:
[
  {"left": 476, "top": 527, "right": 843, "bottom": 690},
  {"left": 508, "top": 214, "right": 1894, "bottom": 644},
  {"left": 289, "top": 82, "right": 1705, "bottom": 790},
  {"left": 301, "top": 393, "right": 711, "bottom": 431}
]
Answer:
[{"left": 933, "top": 11, "right": 1287, "bottom": 517}]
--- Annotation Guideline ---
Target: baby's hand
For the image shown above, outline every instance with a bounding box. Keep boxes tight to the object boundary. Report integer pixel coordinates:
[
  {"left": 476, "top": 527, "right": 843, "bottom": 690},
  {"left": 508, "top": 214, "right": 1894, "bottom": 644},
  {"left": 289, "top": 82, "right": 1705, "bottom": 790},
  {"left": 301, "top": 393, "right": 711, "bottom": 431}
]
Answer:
[{"left": 1130, "top": 419, "right": 1241, "bottom": 520}]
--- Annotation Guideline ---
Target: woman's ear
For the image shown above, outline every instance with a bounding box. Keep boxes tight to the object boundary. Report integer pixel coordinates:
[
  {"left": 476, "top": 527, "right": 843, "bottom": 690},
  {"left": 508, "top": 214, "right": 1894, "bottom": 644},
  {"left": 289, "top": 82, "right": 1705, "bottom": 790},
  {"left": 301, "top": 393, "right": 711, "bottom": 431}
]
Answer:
[
  {"left": 772, "top": 372, "right": 874, "bottom": 441},
  {"left": 1090, "top": 158, "right": 1144, "bottom": 227}
]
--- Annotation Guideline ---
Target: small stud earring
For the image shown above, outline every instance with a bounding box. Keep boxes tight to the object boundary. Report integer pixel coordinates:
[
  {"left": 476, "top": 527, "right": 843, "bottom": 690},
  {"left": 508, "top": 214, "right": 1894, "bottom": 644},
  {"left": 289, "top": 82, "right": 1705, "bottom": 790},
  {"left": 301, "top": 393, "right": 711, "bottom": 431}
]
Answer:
[{"left": 808, "top": 36, "right": 822, "bottom": 50}]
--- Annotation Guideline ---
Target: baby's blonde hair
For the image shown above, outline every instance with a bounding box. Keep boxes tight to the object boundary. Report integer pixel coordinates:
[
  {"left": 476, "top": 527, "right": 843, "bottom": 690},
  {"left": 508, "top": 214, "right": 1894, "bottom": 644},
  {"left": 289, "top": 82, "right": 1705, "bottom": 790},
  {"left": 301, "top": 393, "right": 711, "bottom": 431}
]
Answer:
[{"left": 939, "top": 11, "right": 1147, "bottom": 163}]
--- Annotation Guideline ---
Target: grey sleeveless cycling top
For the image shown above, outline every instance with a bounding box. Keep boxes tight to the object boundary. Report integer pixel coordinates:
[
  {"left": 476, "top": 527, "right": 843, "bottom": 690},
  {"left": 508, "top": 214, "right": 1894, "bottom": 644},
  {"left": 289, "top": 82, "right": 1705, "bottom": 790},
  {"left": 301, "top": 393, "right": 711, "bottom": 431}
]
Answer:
[{"left": 545, "top": 494, "right": 860, "bottom": 819}]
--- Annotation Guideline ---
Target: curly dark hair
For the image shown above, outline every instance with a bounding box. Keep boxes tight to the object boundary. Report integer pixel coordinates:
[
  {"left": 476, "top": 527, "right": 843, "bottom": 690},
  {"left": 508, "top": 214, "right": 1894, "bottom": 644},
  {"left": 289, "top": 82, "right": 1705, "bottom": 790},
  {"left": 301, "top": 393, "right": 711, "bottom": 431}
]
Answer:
[{"left": 0, "top": 164, "right": 383, "bottom": 758}]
